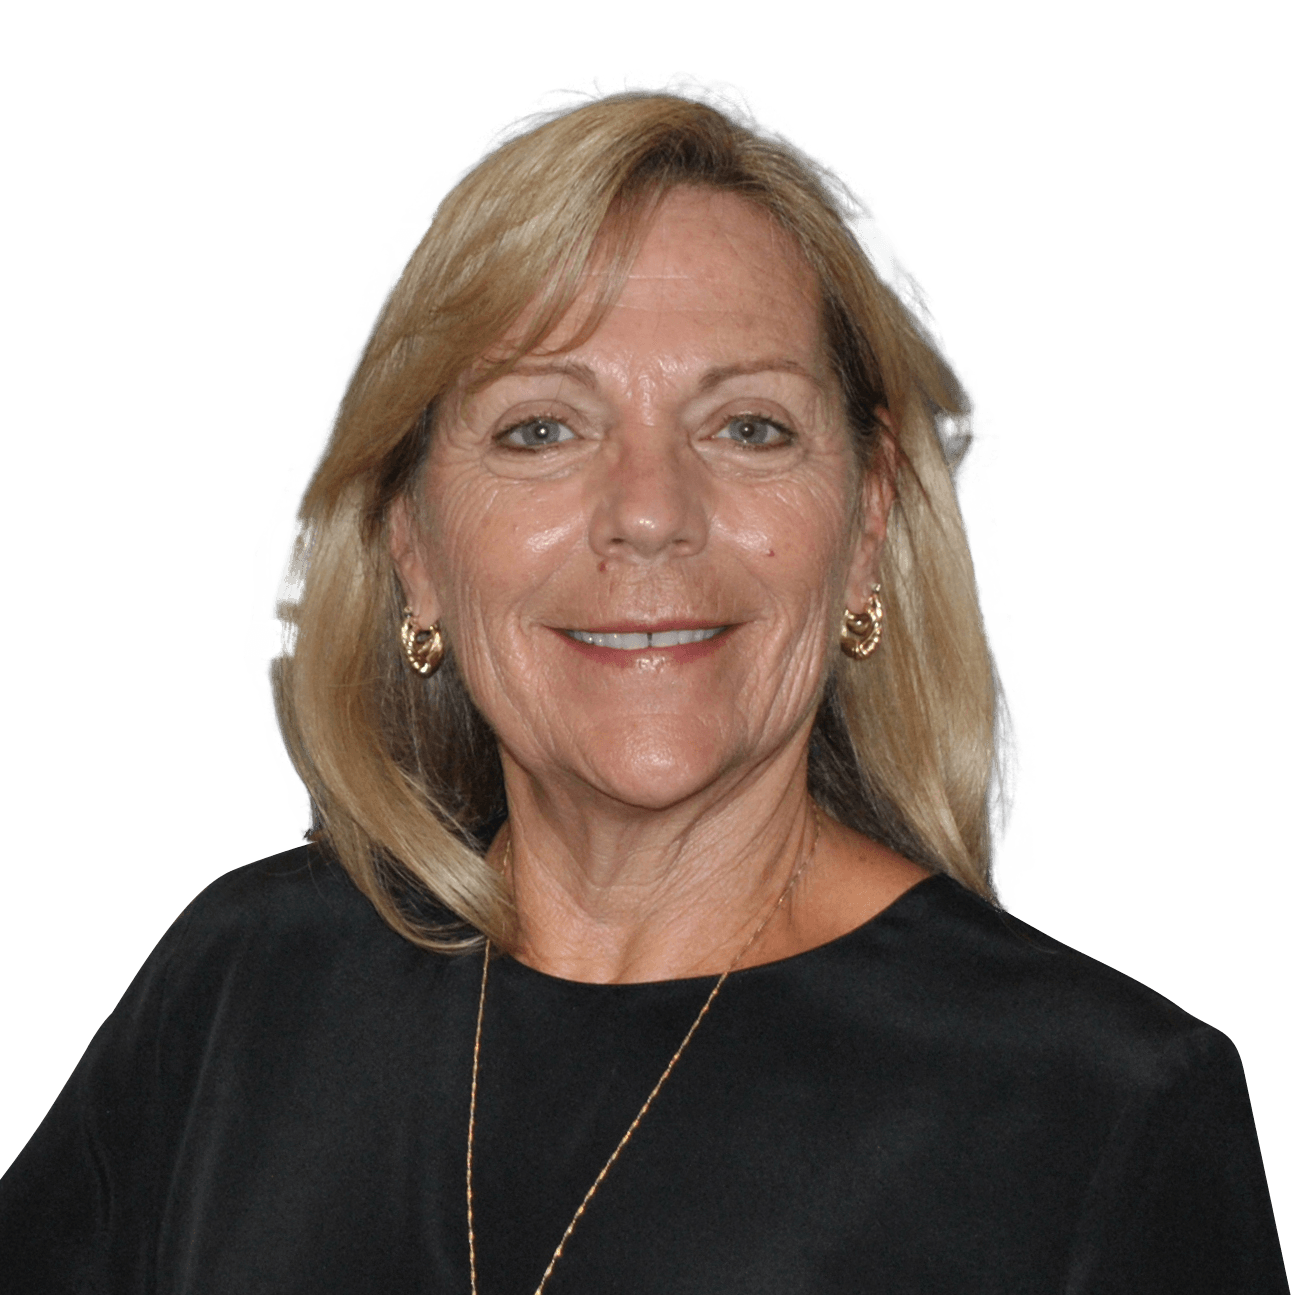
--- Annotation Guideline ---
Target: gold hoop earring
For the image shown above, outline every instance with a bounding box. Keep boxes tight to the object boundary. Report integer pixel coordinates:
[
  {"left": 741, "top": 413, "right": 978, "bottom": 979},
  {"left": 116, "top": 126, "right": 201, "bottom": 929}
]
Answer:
[
  {"left": 400, "top": 607, "right": 445, "bottom": 677},
  {"left": 840, "top": 585, "right": 884, "bottom": 660}
]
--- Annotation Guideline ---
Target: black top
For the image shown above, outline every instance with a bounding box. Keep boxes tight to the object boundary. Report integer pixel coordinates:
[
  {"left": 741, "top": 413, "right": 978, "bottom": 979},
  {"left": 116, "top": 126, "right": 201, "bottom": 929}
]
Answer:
[{"left": 1, "top": 847, "right": 1287, "bottom": 1294}]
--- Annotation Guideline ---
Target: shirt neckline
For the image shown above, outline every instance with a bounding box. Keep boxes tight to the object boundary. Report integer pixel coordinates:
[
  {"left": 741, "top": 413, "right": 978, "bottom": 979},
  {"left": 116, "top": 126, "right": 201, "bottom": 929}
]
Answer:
[{"left": 490, "top": 872, "right": 954, "bottom": 995}]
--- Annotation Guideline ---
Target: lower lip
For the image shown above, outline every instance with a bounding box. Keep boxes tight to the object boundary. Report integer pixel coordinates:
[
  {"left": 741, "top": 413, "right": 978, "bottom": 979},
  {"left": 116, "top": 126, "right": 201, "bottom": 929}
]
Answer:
[{"left": 554, "top": 627, "right": 732, "bottom": 667}]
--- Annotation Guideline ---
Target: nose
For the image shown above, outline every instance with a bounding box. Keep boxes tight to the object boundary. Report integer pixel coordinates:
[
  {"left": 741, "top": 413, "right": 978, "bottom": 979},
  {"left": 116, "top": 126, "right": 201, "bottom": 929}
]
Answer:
[{"left": 587, "top": 425, "right": 709, "bottom": 562}]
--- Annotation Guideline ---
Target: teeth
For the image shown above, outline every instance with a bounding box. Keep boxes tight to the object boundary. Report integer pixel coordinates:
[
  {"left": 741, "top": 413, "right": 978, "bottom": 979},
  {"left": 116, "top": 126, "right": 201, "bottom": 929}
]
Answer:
[
  {"left": 649, "top": 628, "right": 720, "bottom": 648},
  {"left": 572, "top": 631, "right": 651, "bottom": 650},
  {"left": 568, "top": 627, "right": 724, "bottom": 650}
]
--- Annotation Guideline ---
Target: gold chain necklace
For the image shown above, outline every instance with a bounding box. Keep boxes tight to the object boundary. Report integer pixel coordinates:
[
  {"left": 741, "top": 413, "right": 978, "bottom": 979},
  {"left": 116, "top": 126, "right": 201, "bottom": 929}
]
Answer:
[{"left": 466, "top": 806, "right": 822, "bottom": 1295}]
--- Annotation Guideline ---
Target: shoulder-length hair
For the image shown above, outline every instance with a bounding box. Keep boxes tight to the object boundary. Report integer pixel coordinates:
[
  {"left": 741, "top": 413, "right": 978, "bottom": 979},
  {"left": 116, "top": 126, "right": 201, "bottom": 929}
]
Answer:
[{"left": 276, "top": 92, "right": 1001, "bottom": 952}]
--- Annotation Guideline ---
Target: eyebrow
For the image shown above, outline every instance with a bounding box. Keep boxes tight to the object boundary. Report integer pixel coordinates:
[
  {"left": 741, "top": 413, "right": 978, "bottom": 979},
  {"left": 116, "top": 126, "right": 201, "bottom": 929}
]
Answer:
[
  {"left": 695, "top": 358, "right": 826, "bottom": 393},
  {"left": 501, "top": 357, "right": 825, "bottom": 392},
  {"left": 504, "top": 360, "right": 600, "bottom": 388}
]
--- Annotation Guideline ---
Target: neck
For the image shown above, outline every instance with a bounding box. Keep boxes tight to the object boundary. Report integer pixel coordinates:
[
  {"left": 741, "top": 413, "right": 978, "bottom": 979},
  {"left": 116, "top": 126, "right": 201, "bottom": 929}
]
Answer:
[{"left": 494, "top": 743, "right": 821, "bottom": 984}]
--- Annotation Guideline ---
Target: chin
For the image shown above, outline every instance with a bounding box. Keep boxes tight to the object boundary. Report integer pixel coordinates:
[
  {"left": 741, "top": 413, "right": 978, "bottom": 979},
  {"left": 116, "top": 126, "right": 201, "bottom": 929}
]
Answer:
[{"left": 574, "top": 721, "right": 741, "bottom": 811}]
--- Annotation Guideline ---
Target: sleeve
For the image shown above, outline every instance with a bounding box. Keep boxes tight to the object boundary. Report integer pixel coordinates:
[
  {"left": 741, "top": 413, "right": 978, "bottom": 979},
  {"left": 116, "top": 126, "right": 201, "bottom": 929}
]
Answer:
[
  {"left": 1063, "top": 1025, "right": 1289, "bottom": 1294},
  {"left": 0, "top": 911, "right": 193, "bottom": 1294}
]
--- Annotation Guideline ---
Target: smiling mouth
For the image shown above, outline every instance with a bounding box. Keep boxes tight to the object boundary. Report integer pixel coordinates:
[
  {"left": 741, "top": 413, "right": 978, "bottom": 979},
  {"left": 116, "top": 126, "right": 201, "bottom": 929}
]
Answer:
[{"left": 563, "top": 627, "right": 726, "bottom": 650}]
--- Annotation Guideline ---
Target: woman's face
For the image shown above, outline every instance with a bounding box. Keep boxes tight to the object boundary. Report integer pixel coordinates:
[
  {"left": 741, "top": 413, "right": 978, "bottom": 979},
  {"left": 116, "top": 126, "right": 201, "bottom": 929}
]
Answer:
[{"left": 396, "top": 188, "right": 887, "bottom": 812}]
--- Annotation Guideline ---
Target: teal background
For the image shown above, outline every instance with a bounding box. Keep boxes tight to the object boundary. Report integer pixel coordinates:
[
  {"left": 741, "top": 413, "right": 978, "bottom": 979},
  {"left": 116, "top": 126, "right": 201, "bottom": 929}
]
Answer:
[{"left": 2, "top": 0, "right": 1289, "bottom": 1255}]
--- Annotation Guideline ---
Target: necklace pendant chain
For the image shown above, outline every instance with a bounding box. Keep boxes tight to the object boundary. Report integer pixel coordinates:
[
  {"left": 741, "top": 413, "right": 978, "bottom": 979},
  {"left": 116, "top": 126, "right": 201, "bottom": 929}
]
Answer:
[{"left": 466, "top": 805, "right": 822, "bottom": 1295}]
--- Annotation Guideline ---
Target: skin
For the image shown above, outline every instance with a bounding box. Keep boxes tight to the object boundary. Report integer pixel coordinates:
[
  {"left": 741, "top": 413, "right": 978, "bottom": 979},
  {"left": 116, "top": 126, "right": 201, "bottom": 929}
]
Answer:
[{"left": 392, "top": 188, "right": 927, "bottom": 983}]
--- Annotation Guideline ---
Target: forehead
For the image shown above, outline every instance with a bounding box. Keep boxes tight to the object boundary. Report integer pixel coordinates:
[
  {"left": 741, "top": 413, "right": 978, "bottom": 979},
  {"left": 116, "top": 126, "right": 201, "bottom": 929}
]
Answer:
[
  {"left": 505, "top": 188, "right": 826, "bottom": 379},
  {"left": 614, "top": 187, "right": 819, "bottom": 318}
]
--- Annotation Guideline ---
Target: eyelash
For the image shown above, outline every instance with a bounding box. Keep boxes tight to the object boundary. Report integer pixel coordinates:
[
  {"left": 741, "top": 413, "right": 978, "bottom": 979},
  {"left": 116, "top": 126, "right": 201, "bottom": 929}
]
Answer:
[
  {"left": 716, "top": 415, "right": 795, "bottom": 449},
  {"left": 493, "top": 411, "right": 796, "bottom": 451},
  {"left": 495, "top": 414, "right": 574, "bottom": 450}
]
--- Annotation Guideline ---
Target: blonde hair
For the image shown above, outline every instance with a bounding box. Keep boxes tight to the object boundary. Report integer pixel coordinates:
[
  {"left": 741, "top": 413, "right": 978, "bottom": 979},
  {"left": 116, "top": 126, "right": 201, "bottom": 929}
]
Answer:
[{"left": 276, "top": 92, "right": 1001, "bottom": 951}]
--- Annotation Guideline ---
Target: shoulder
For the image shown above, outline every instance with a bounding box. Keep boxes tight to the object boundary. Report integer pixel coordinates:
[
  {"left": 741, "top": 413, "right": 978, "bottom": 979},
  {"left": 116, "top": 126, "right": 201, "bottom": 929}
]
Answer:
[
  {"left": 840, "top": 874, "right": 1240, "bottom": 1097},
  {"left": 850, "top": 879, "right": 1286, "bottom": 1290},
  {"left": 173, "top": 843, "right": 382, "bottom": 945},
  {"left": 154, "top": 844, "right": 383, "bottom": 964},
  {"left": 134, "top": 845, "right": 439, "bottom": 1020}
]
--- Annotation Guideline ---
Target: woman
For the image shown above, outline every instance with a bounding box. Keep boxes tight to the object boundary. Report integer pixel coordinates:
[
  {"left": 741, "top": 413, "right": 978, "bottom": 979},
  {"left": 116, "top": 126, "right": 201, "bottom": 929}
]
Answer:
[{"left": 1, "top": 93, "right": 1286, "bottom": 1293}]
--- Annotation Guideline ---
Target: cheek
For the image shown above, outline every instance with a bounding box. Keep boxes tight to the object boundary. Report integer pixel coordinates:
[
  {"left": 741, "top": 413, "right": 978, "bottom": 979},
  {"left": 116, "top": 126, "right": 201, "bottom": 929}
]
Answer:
[
  {"left": 424, "top": 469, "right": 584, "bottom": 625},
  {"left": 723, "top": 478, "right": 857, "bottom": 612}
]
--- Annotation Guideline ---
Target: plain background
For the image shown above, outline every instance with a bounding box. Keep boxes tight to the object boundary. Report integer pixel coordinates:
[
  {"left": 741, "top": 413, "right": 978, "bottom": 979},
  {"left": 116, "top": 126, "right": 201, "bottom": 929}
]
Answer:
[{"left": 3, "top": 0, "right": 1291, "bottom": 1258}]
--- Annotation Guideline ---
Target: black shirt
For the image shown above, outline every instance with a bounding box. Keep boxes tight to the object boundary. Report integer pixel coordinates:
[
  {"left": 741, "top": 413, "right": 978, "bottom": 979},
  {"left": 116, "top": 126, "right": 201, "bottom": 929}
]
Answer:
[{"left": 1, "top": 846, "right": 1287, "bottom": 1293}]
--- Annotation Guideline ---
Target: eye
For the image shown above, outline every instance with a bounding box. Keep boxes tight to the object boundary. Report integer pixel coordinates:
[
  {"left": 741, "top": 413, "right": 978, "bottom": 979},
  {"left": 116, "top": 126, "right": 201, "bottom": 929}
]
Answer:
[
  {"left": 715, "top": 415, "right": 794, "bottom": 449},
  {"left": 498, "top": 417, "right": 576, "bottom": 449}
]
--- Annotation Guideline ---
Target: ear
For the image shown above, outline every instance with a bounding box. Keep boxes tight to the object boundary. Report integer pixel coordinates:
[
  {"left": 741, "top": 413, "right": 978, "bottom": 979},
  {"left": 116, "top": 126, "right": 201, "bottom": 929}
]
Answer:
[
  {"left": 388, "top": 497, "right": 443, "bottom": 627},
  {"left": 843, "top": 411, "right": 897, "bottom": 611}
]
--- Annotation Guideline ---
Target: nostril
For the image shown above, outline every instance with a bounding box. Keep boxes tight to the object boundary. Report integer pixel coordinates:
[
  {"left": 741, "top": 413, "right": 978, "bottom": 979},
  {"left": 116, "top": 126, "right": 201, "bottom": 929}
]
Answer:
[{"left": 586, "top": 441, "right": 709, "bottom": 561}]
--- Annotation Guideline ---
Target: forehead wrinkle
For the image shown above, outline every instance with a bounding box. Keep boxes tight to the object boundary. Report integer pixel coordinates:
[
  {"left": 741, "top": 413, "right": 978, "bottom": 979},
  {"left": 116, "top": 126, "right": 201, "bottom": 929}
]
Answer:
[
  {"left": 505, "top": 359, "right": 599, "bottom": 389},
  {"left": 696, "top": 359, "right": 828, "bottom": 396},
  {"left": 503, "top": 345, "right": 828, "bottom": 411}
]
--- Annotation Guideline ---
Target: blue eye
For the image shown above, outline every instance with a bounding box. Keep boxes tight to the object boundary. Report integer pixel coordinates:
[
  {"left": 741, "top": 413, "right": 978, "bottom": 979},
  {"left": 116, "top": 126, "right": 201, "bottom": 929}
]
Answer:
[
  {"left": 717, "top": 416, "right": 793, "bottom": 448},
  {"left": 500, "top": 417, "right": 576, "bottom": 449}
]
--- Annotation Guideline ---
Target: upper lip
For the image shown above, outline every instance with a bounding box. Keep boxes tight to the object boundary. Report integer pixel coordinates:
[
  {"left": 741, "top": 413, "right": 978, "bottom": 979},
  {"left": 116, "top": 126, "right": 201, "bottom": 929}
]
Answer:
[{"left": 559, "top": 620, "right": 726, "bottom": 633}]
